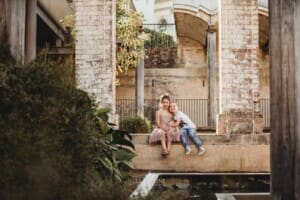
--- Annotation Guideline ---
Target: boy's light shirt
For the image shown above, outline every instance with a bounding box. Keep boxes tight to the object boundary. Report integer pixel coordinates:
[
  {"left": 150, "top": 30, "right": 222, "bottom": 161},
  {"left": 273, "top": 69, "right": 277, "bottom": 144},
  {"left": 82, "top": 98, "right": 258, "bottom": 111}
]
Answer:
[{"left": 174, "top": 111, "right": 196, "bottom": 129}]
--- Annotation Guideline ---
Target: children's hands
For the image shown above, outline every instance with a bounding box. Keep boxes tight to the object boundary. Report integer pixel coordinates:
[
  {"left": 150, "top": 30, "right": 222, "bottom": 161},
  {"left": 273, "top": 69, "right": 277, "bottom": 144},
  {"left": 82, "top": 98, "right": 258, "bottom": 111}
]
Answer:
[{"left": 169, "top": 121, "right": 176, "bottom": 127}]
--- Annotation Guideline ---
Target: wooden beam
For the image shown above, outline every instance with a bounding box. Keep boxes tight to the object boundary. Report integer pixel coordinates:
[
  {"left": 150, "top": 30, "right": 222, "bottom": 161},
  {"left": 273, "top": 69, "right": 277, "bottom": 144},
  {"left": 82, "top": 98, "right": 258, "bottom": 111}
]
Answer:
[
  {"left": 270, "top": 0, "right": 300, "bottom": 198},
  {"left": 294, "top": 0, "right": 300, "bottom": 198}
]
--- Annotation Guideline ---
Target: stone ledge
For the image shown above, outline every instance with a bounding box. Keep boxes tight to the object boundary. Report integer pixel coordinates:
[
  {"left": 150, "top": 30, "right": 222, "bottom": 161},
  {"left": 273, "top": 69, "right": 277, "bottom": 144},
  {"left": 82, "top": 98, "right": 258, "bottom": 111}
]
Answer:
[
  {"left": 132, "top": 133, "right": 270, "bottom": 145},
  {"left": 132, "top": 144, "right": 270, "bottom": 172}
]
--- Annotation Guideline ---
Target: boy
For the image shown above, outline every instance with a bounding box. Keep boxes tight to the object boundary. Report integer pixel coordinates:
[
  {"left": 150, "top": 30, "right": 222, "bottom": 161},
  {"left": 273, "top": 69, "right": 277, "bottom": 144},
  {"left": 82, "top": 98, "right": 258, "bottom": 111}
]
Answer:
[{"left": 169, "top": 103, "right": 205, "bottom": 155}]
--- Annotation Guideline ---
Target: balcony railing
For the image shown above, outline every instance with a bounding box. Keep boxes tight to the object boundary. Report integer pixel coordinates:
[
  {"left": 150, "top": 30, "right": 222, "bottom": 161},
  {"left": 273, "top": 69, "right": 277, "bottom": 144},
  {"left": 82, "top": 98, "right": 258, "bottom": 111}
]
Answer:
[{"left": 116, "top": 99, "right": 270, "bottom": 129}]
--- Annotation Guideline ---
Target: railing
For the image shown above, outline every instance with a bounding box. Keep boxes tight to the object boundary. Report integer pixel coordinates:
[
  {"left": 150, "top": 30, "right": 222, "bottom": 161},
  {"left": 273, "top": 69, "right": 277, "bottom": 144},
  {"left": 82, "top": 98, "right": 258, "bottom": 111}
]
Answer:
[
  {"left": 176, "top": 99, "right": 208, "bottom": 127},
  {"left": 260, "top": 98, "right": 270, "bottom": 128},
  {"left": 143, "top": 24, "right": 177, "bottom": 48},
  {"left": 116, "top": 99, "right": 270, "bottom": 129}
]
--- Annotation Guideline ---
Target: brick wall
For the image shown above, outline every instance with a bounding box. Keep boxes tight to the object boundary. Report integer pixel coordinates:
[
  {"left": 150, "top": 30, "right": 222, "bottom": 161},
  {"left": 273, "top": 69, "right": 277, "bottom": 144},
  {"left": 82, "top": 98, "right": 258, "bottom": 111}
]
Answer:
[
  {"left": 218, "top": 0, "right": 263, "bottom": 134},
  {"left": 75, "top": 0, "right": 116, "bottom": 119}
]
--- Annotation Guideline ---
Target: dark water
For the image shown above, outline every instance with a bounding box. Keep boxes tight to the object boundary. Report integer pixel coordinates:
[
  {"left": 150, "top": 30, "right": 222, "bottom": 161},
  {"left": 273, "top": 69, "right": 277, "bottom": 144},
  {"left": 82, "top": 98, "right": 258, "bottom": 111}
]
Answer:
[{"left": 151, "top": 174, "right": 270, "bottom": 200}]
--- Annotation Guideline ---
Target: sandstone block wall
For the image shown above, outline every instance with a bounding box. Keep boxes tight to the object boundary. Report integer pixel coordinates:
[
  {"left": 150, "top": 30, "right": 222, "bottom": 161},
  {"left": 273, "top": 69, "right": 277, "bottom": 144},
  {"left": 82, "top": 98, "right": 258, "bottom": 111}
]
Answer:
[
  {"left": 75, "top": 0, "right": 116, "bottom": 119},
  {"left": 117, "top": 68, "right": 208, "bottom": 99},
  {"left": 218, "top": 0, "right": 263, "bottom": 134},
  {"left": 1, "top": 0, "right": 27, "bottom": 64},
  {"left": 177, "top": 37, "right": 207, "bottom": 68}
]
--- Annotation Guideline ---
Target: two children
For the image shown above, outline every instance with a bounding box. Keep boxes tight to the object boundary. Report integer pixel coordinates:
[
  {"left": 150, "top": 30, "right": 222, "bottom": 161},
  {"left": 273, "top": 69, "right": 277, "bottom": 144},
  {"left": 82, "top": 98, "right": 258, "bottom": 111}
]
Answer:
[{"left": 148, "top": 94, "right": 205, "bottom": 156}]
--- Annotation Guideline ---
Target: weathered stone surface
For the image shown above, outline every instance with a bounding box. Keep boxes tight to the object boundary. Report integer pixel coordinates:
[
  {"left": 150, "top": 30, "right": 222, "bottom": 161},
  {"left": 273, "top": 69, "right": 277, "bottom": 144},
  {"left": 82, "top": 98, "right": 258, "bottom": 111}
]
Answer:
[
  {"left": 117, "top": 68, "right": 208, "bottom": 99},
  {"left": 131, "top": 134, "right": 270, "bottom": 172},
  {"left": 132, "top": 143, "right": 270, "bottom": 172},
  {"left": 218, "top": 0, "right": 263, "bottom": 134},
  {"left": 131, "top": 133, "right": 270, "bottom": 145},
  {"left": 177, "top": 37, "right": 208, "bottom": 68},
  {"left": 7, "top": 0, "right": 26, "bottom": 64},
  {"left": 217, "top": 109, "right": 264, "bottom": 135},
  {"left": 75, "top": 0, "right": 116, "bottom": 121}
]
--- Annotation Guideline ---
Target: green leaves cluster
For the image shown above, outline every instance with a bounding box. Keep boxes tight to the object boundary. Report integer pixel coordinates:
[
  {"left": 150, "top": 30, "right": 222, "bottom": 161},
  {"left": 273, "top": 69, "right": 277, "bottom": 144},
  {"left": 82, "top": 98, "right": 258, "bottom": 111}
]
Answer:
[
  {"left": 116, "top": 0, "right": 149, "bottom": 74},
  {"left": 0, "top": 52, "right": 135, "bottom": 199},
  {"left": 144, "top": 28, "right": 177, "bottom": 48},
  {"left": 120, "top": 115, "right": 152, "bottom": 133},
  {"left": 93, "top": 108, "right": 136, "bottom": 181},
  {"left": 61, "top": 0, "right": 149, "bottom": 75}
]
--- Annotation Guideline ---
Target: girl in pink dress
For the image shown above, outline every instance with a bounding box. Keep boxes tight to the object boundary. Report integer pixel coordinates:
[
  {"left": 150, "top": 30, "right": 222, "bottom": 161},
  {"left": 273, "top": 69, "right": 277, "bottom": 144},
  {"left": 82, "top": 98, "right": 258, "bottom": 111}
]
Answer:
[{"left": 149, "top": 95, "right": 180, "bottom": 156}]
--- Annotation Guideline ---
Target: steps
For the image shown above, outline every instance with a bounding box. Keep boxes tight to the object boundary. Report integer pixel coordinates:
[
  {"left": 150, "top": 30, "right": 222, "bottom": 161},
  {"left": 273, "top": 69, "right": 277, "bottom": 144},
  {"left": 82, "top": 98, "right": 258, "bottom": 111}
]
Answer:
[{"left": 132, "top": 133, "right": 270, "bottom": 172}]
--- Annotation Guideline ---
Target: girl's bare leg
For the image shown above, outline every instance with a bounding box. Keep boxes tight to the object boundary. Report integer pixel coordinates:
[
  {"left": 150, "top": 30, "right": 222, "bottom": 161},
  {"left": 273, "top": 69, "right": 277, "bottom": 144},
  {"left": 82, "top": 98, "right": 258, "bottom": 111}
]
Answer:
[
  {"left": 160, "top": 132, "right": 168, "bottom": 154},
  {"left": 167, "top": 141, "right": 172, "bottom": 153},
  {"left": 166, "top": 131, "right": 172, "bottom": 153}
]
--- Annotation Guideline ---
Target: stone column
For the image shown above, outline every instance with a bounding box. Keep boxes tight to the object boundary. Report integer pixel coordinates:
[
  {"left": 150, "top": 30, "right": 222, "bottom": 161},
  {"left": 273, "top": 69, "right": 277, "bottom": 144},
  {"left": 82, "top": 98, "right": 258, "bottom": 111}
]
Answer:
[
  {"left": 25, "top": 0, "right": 37, "bottom": 64},
  {"left": 9, "top": 0, "right": 27, "bottom": 64},
  {"left": 217, "top": 0, "right": 263, "bottom": 134},
  {"left": 207, "top": 26, "right": 217, "bottom": 128},
  {"left": 75, "top": 0, "right": 116, "bottom": 122},
  {"left": 136, "top": 58, "right": 144, "bottom": 117},
  {"left": 0, "top": 1, "right": 8, "bottom": 41}
]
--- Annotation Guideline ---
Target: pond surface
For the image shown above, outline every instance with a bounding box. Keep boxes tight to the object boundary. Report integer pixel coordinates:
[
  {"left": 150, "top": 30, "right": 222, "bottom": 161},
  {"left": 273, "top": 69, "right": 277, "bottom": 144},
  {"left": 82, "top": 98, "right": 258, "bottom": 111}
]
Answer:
[{"left": 150, "top": 173, "right": 270, "bottom": 199}]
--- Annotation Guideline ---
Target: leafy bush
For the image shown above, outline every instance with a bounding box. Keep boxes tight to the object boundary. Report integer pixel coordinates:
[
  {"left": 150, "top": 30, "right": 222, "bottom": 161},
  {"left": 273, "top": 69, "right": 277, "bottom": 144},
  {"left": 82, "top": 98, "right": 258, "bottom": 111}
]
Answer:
[
  {"left": 120, "top": 115, "right": 152, "bottom": 133},
  {"left": 0, "top": 51, "right": 135, "bottom": 199},
  {"left": 144, "top": 28, "right": 176, "bottom": 49}
]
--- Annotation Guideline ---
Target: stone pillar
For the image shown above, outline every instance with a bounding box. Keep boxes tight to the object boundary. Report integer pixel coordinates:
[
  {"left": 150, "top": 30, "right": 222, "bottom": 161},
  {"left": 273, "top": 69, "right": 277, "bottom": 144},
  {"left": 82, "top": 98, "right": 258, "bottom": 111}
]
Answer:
[
  {"left": 217, "top": 0, "right": 263, "bottom": 134},
  {"left": 0, "top": 1, "right": 8, "bottom": 41},
  {"left": 207, "top": 26, "right": 217, "bottom": 128},
  {"left": 136, "top": 58, "right": 144, "bottom": 117},
  {"left": 9, "top": 0, "right": 26, "bottom": 64},
  {"left": 75, "top": 0, "right": 116, "bottom": 122},
  {"left": 25, "top": 0, "right": 37, "bottom": 64}
]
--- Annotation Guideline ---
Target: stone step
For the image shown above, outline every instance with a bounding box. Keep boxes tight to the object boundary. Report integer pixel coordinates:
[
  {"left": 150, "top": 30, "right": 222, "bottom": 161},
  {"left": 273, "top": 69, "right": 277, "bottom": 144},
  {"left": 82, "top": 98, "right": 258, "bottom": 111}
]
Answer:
[
  {"left": 131, "top": 134, "right": 270, "bottom": 172},
  {"left": 132, "top": 133, "right": 270, "bottom": 145}
]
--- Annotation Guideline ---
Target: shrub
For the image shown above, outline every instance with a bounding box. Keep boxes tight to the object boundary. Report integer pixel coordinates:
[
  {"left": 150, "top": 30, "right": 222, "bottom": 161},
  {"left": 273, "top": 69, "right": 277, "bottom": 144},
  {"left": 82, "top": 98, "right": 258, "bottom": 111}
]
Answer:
[
  {"left": 0, "top": 51, "right": 135, "bottom": 199},
  {"left": 120, "top": 116, "right": 152, "bottom": 133},
  {"left": 144, "top": 28, "right": 176, "bottom": 49}
]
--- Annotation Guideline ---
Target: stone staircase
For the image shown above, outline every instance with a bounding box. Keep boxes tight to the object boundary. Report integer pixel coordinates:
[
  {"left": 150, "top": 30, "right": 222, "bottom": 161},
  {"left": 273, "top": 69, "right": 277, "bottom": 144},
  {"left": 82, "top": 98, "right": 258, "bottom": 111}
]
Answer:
[{"left": 132, "top": 133, "right": 270, "bottom": 172}]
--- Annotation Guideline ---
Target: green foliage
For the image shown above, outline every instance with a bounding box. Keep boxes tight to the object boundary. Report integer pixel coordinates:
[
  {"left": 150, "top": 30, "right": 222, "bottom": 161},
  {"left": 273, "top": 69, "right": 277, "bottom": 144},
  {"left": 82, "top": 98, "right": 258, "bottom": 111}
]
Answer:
[
  {"left": 120, "top": 115, "right": 152, "bottom": 133},
  {"left": 60, "top": 0, "right": 149, "bottom": 75},
  {"left": 144, "top": 28, "right": 177, "bottom": 49},
  {"left": 116, "top": 0, "right": 149, "bottom": 74},
  {"left": 93, "top": 108, "right": 136, "bottom": 181},
  {"left": 0, "top": 51, "right": 135, "bottom": 199}
]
